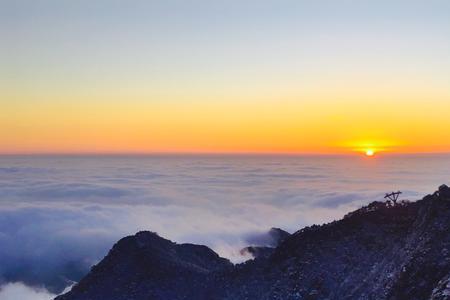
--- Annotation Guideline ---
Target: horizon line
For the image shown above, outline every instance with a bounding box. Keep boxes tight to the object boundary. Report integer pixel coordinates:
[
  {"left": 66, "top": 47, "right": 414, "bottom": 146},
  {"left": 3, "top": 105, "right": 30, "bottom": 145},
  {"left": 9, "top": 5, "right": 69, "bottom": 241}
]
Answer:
[{"left": 1, "top": 151, "right": 450, "bottom": 157}]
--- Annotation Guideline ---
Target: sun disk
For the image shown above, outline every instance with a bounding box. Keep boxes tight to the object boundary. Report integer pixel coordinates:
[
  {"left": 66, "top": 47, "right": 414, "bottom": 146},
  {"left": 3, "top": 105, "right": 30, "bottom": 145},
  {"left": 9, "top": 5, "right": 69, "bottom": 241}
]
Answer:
[{"left": 365, "top": 149, "right": 375, "bottom": 156}]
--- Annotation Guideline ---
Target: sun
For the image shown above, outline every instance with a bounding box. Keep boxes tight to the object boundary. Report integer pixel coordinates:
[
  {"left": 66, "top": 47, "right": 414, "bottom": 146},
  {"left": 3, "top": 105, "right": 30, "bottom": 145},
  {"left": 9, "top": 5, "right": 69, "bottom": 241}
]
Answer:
[{"left": 365, "top": 149, "right": 375, "bottom": 157}]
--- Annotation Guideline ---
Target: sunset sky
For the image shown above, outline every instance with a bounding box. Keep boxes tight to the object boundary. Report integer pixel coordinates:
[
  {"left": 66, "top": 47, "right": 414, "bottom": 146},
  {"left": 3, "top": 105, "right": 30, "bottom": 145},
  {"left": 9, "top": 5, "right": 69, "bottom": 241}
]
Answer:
[{"left": 1, "top": 0, "right": 450, "bottom": 154}]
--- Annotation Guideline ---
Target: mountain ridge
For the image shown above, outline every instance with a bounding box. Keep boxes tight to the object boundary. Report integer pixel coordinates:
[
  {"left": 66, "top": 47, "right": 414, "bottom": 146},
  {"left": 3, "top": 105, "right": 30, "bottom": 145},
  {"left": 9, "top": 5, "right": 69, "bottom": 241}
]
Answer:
[{"left": 56, "top": 185, "right": 450, "bottom": 300}]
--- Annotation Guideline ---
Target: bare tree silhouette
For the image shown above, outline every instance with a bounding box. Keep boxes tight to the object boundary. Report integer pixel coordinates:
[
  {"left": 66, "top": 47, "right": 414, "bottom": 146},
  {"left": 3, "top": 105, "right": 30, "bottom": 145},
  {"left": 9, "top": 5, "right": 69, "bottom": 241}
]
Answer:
[{"left": 384, "top": 191, "right": 402, "bottom": 206}]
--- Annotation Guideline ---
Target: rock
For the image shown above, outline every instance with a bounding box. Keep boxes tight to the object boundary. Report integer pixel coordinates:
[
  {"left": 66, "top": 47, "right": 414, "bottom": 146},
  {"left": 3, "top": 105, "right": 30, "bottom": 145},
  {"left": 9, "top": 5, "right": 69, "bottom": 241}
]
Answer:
[
  {"left": 239, "top": 227, "right": 291, "bottom": 259},
  {"left": 439, "top": 184, "right": 450, "bottom": 199},
  {"left": 267, "top": 227, "right": 291, "bottom": 246}
]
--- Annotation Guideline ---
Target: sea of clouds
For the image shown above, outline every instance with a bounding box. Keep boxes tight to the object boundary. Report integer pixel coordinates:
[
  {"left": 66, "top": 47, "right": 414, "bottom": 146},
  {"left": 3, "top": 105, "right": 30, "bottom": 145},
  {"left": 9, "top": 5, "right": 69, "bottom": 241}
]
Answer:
[{"left": 0, "top": 154, "right": 449, "bottom": 299}]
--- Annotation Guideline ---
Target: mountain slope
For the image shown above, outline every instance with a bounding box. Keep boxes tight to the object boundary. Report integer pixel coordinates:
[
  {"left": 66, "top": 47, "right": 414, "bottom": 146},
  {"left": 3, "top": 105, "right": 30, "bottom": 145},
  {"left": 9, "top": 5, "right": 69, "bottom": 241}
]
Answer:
[
  {"left": 56, "top": 231, "right": 232, "bottom": 300},
  {"left": 57, "top": 185, "right": 450, "bottom": 300}
]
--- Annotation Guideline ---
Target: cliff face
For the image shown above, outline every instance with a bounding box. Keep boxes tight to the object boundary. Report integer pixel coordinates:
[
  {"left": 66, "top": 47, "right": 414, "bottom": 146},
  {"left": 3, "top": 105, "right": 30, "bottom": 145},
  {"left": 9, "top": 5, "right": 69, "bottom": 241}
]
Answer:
[{"left": 57, "top": 185, "right": 450, "bottom": 300}]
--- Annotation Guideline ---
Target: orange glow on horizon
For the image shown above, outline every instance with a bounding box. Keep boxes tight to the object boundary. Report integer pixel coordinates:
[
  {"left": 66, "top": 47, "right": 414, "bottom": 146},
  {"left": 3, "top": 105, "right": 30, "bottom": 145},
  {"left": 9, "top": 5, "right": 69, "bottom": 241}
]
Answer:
[{"left": 2, "top": 89, "right": 450, "bottom": 155}]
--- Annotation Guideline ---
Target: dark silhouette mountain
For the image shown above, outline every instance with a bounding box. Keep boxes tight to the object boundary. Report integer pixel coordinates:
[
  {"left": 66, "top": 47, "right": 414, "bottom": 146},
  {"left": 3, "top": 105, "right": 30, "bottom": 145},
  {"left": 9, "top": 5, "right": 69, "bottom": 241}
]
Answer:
[
  {"left": 240, "top": 227, "right": 291, "bottom": 259},
  {"left": 265, "top": 227, "right": 291, "bottom": 245},
  {"left": 56, "top": 185, "right": 450, "bottom": 300}
]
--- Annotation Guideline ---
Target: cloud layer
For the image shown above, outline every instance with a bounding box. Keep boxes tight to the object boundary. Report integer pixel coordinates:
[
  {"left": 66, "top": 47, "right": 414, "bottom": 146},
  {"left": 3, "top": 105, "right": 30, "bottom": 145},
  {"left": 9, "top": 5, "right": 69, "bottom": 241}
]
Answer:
[{"left": 0, "top": 155, "right": 448, "bottom": 293}]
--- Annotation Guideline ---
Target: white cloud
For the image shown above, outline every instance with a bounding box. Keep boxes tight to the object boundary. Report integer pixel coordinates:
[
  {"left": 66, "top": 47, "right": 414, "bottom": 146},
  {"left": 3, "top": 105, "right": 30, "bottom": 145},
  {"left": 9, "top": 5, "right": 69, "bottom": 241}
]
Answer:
[{"left": 0, "top": 282, "right": 55, "bottom": 300}]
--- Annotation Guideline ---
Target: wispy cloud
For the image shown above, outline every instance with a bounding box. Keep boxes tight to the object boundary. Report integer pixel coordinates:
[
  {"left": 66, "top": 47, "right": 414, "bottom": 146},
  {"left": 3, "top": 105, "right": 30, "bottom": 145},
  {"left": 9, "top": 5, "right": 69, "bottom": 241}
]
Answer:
[{"left": 20, "top": 183, "right": 130, "bottom": 199}]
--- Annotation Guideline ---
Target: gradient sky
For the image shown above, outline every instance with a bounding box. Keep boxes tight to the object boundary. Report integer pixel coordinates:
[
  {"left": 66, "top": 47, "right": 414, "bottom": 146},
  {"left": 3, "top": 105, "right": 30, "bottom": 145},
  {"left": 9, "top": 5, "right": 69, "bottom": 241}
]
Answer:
[{"left": 1, "top": 0, "right": 450, "bottom": 154}]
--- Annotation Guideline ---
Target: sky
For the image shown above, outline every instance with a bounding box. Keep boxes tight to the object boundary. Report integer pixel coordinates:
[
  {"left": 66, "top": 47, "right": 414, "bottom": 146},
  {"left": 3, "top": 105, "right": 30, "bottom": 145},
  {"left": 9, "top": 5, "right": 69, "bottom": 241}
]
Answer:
[{"left": 1, "top": 0, "right": 450, "bottom": 154}]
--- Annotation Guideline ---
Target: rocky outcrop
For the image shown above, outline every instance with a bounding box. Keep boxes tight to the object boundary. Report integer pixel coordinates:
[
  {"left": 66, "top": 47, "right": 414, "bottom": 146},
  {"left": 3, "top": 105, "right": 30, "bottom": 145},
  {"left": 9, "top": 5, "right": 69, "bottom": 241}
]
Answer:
[
  {"left": 57, "top": 185, "right": 450, "bottom": 300},
  {"left": 240, "top": 227, "right": 291, "bottom": 259}
]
